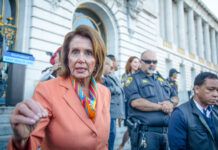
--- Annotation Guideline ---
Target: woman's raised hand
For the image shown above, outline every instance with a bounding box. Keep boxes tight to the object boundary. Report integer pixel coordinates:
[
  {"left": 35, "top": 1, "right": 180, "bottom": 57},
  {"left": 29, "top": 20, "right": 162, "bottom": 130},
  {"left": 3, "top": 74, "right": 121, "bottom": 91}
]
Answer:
[{"left": 10, "top": 99, "right": 47, "bottom": 148}]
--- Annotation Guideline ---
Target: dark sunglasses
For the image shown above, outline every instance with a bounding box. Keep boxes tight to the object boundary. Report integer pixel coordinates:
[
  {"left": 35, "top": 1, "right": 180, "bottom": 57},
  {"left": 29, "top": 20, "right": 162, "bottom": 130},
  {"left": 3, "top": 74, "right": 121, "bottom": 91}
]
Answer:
[{"left": 141, "top": 59, "right": 158, "bottom": 64}]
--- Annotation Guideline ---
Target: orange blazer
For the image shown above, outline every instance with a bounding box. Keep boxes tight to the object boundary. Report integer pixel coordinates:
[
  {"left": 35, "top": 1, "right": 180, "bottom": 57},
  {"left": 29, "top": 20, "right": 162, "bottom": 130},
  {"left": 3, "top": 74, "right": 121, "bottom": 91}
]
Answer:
[{"left": 8, "top": 77, "right": 111, "bottom": 150}]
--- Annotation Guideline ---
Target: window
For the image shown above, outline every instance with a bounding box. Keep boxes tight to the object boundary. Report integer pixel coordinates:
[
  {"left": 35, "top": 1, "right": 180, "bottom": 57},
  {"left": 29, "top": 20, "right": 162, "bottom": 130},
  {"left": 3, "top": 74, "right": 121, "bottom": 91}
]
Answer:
[{"left": 72, "top": 6, "right": 107, "bottom": 49}]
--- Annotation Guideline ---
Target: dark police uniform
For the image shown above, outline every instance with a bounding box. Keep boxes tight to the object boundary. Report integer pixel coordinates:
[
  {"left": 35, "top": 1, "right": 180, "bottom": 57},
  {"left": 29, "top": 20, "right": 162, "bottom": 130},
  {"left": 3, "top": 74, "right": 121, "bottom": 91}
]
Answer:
[
  {"left": 167, "top": 78, "right": 178, "bottom": 95},
  {"left": 124, "top": 70, "right": 176, "bottom": 150}
]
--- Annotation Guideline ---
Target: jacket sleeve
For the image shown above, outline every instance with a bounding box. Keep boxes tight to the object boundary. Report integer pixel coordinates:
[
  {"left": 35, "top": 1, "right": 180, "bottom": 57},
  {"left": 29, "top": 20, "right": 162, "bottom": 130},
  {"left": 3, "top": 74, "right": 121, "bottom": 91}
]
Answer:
[
  {"left": 168, "top": 108, "right": 187, "bottom": 150},
  {"left": 124, "top": 76, "right": 141, "bottom": 103},
  {"left": 104, "top": 77, "right": 120, "bottom": 95},
  {"left": 7, "top": 82, "right": 53, "bottom": 150}
]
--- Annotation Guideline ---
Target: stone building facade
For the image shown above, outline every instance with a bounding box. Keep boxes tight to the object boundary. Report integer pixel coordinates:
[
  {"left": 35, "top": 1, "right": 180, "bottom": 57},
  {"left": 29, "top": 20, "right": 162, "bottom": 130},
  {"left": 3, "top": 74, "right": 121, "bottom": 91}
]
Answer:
[
  {"left": 0, "top": 0, "right": 217, "bottom": 105},
  {"left": 0, "top": 0, "right": 217, "bottom": 149}
]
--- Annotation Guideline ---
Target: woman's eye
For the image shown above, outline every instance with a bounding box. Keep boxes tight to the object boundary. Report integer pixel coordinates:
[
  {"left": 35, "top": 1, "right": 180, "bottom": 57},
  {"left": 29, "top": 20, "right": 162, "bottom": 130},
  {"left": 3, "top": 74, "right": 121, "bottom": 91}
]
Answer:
[
  {"left": 71, "top": 49, "right": 79, "bottom": 54},
  {"left": 86, "top": 50, "right": 93, "bottom": 56}
]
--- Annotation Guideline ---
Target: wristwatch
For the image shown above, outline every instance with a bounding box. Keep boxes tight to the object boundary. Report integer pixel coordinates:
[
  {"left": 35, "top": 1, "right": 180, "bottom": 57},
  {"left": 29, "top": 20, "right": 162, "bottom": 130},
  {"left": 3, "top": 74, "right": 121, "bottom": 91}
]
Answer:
[{"left": 169, "top": 98, "right": 175, "bottom": 104}]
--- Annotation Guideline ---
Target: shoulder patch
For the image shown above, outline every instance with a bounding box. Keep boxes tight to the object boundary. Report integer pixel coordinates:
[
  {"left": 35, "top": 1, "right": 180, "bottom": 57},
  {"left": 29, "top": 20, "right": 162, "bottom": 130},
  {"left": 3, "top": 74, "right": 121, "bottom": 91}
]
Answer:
[
  {"left": 122, "top": 74, "right": 125, "bottom": 80},
  {"left": 125, "top": 77, "right": 133, "bottom": 87},
  {"left": 175, "top": 81, "right": 178, "bottom": 85},
  {"left": 158, "top": 77, "right": 164, "bottom": 82},
  {"left": 170, "top": 83, "right": 174, "bottom": 86},
  {"left": 142, "top": 79, "right": 147, "bottom": 83}
]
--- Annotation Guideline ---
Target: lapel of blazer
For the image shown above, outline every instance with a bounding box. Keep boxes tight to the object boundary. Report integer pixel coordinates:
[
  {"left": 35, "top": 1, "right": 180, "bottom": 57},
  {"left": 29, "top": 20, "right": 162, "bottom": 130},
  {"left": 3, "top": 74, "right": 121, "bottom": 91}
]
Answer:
[
  {"left": 191, "top": 99, "right": 215, "bottom": 140},
  {"left": 59, "top": 77, "right": 97, "bottom": 134}
]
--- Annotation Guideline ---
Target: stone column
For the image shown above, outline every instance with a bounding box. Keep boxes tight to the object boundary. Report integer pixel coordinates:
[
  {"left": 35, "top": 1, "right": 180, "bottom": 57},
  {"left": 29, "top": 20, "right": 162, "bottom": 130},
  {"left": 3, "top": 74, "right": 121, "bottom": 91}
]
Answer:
[
  {"left": 187, "top": 8, "right": 196, "bottom": 55},
  {"left": 177, "top": 0, "right": 185, "bottom": 50},
  {"left": 210, "top": 29, "right": 217, "bottom": 64},
  {"left": 203, "top": 23, "right": 211, "bottom": 62},
  {"left": 165, "top": 0, "right": 173, "bottom": 43},
  {"left": 159, "top": 0, "right": 165, "bottom": 38},
  {"left": 216, "top": 33, "right": 218, "bottom": 65},
  {"left": 196, "top": 16, "right": 204, "bottom": 58}
]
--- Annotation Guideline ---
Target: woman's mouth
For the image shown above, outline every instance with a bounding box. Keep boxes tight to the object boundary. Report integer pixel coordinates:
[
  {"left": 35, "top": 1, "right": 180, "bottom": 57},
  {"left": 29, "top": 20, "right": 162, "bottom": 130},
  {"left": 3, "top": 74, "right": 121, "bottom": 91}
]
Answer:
[{"left": 75, "top": 67, "right": 87, "bottom": 73}]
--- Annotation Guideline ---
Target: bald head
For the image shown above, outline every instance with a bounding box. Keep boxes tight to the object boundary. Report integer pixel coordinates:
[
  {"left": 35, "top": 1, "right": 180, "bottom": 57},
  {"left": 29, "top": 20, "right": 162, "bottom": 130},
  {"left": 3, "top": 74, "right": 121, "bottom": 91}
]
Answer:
[
  {"left": 141, "top": 50, "right": 157, "bottom": 60},
  {"left": 140, "top": 50, "right": 157, "bottom": 76}
]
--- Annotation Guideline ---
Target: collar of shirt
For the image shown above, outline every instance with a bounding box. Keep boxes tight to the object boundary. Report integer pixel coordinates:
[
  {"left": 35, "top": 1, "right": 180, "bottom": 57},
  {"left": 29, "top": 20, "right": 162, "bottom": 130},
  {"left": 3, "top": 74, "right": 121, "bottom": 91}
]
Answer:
[{"left": 193, "top": 99, "right": 212, "bottom": 118}]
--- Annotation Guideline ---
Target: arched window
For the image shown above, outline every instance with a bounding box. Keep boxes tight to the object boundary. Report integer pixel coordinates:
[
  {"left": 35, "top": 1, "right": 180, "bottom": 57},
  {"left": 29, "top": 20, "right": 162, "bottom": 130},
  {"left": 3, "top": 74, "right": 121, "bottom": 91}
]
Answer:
[{"left": 72, "top": 6, "right": 107, "bottom": 50}]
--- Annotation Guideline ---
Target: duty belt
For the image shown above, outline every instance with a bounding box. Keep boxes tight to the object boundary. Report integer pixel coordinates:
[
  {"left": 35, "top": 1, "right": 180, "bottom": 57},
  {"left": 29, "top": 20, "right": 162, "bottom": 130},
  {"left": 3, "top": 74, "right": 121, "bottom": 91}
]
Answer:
[{"left": 140, "top": 125, "right": 168, "bottom": 133}]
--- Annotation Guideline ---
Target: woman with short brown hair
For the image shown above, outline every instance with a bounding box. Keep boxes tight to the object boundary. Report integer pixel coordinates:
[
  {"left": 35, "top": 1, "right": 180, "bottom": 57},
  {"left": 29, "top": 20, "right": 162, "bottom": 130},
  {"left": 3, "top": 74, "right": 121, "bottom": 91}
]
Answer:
[{"left": 8, "top": 25, "right": 111, "bottom": 150}]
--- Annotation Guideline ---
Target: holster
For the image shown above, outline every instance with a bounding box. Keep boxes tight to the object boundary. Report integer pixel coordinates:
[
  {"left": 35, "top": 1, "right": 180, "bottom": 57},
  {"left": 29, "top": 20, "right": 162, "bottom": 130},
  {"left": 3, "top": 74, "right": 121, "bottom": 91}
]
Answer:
[{"left": 126, "top": 118, "right": 141, "bottom": 147}]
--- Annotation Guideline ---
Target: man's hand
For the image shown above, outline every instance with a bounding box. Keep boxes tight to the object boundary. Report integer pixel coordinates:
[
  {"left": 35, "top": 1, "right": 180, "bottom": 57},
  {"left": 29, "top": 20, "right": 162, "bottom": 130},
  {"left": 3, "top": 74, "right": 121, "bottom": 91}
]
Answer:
[{"left": 158, "top": 101, "right": 174, "bottom": 114}]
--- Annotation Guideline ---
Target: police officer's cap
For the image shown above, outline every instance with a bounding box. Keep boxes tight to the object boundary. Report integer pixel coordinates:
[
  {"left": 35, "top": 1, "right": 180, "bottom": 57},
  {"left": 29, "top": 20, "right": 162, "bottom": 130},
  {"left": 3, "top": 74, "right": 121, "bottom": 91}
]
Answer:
[{"left": 169, "top": 68, "right": 180, "bottom": 77}]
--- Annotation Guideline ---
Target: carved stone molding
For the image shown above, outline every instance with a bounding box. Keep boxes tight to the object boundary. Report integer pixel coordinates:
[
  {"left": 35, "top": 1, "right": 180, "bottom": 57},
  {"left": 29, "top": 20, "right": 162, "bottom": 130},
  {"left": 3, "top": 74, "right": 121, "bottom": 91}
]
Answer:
[
  {"left": 115, "top": 0, "right": 125, "bottom": 7},
  {"left": 97, "top": 0, "right": 125, "bottom": 7},
  {"left": 47, "top": 0, "right": 62, "bottom": 9},
  {"left": 127, "top": 0, "right": 144, "bottom": 36},
  {"left": 127, "top": 0, "right": 144, "bottom": 20}
]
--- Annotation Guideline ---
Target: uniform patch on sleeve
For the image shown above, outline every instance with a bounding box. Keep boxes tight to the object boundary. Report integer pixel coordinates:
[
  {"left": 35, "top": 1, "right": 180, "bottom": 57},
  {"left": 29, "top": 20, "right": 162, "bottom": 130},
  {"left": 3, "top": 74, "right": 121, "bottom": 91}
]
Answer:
[
  {"left": 142, "top": 79, "right": 147, "bottom": 83},
  {"left": 175, "top": 81, "right": 178, "bottom": 85},
  {"left": 158, "top": 77, "right": 164, "bottom": 82},
  {"left": 125, "top": 77, "right": 133, "bottom": 87},
  {"left": 122, "top": 75, "right": 125, "bottom": 81}
]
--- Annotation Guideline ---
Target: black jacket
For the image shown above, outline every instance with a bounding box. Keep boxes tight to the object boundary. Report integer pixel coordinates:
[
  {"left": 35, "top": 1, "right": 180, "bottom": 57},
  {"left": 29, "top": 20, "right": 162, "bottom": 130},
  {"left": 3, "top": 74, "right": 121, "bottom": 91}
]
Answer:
[{"left": 179, "top": 99, "right": 218, "bottom": 150}]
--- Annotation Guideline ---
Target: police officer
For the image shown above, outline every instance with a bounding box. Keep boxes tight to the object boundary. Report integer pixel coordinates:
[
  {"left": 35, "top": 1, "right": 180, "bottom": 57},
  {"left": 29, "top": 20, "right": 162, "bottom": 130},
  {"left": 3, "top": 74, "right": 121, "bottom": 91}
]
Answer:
[
  {"left": 124, "top": 50, "right": 178, "bottom": 150},
  {"left": 167, "top": 68, "right": 180, "bottom": 96}
]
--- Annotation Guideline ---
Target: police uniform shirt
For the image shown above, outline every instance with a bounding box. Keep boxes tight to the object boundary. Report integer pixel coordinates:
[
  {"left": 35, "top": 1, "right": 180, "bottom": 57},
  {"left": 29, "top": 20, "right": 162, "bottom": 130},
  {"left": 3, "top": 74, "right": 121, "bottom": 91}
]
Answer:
[
  {"left": 124, "top": 70, "right": 176, "bottom": 126},
  {"left": 167, "top": 78, "right": 178, "bottom": 95}
]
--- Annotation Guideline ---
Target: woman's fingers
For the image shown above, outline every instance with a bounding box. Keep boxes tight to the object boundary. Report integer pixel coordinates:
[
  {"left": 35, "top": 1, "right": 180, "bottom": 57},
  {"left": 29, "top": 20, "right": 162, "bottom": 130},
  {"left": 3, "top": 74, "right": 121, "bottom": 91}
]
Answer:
[
  {"left": 10, "top": 99, "right": 47, "bottom": 125},
  {"left": 34, "top": 100, "right": 48, "bottom": 117},
  {"left": 10, "top": 113, "right": 36, "bottom": 125},
  {"left": 24, "top": 100, "right": 42, "bottom": 118}
]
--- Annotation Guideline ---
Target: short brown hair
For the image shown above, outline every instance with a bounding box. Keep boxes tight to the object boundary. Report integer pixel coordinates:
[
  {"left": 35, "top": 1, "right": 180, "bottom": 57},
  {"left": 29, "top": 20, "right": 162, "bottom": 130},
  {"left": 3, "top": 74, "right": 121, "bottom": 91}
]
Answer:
[
  {"left": 125, "top": 56, "right": 140, "bottom": 74},
  {"left": 59, "top": 25, "right": 106, "bottom": 82}
]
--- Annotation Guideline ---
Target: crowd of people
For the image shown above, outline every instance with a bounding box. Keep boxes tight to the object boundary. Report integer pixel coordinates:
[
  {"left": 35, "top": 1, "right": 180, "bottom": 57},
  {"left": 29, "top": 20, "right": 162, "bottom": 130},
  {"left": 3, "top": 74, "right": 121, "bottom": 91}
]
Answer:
[{"left": 7, "top": 25, "right": 218, "bottom": 150}]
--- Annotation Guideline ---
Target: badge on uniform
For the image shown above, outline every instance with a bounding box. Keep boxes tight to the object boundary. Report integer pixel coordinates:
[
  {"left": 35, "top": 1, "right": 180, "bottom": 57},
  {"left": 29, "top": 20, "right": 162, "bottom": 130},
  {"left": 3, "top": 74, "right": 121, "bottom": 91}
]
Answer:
[
  {"left": 158, "top": 77, "right": 164, "bottom": 82},
  {"left": 125, "top": 77, "right": 133, "bottom": 87},
  {"left": 142, "top": 79, "right": 147, "bottom": 83}
]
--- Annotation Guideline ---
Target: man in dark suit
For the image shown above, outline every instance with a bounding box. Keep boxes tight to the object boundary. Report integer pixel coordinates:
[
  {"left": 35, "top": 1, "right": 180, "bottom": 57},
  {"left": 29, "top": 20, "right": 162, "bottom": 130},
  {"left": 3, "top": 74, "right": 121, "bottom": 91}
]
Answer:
[{"left": 168, "top": 72, "right": 218, "bottom": 150}]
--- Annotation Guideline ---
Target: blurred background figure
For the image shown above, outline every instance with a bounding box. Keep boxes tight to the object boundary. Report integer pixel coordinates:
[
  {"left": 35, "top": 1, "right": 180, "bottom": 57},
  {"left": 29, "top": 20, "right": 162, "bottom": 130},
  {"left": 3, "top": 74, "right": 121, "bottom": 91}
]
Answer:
[
  {"left": 167, "top": 68, "right": 180, "bottom": 95},
  {"left": 118, "top": 56, "right": 141, "bottom": 150},
  {"left": 121, "top": 56, "right": 141, "bottom": 86},
  {"left": 40, "top": 47, "right": 62, "bottom": 81},
  {"left": 0, "top": 62, "right": 8, "bottom": 105},
  {"left": 102, "top": 57, "right": 113, "bottom": 86},
  {"left": 105, "top": 55, "right": 125, "bottom": 150}
]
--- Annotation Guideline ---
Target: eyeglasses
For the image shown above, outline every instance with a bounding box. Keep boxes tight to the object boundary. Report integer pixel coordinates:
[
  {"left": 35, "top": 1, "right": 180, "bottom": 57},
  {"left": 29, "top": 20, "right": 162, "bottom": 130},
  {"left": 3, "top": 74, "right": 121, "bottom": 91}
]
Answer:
[{"left": 141, "top": 59, "right": 158, "bottom": 64}]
